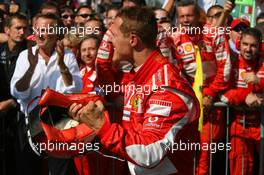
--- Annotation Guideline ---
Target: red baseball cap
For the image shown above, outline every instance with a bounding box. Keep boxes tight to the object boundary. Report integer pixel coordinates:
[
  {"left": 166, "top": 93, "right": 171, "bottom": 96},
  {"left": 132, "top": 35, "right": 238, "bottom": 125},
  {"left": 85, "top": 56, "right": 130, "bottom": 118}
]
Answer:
[{"left": 230, "top": 18, "right": 250, "bottom": 30}]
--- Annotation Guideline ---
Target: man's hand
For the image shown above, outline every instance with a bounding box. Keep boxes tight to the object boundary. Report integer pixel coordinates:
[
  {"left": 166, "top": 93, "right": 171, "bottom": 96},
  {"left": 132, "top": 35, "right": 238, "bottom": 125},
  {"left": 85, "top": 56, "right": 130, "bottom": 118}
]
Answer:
[
  {"left": 56, "top": 40, "right": 65, "bottom": 67},
  {"left": 241, "top": 72, "right": 259, "bottom": 84},
  {"left": 0, "top": 99, "right": 16, "bottom": 112},
  {"left": 245, "top": 93, "right": 264, "bottom": 107},
  {"left": 28, "top": 42, "right": 38, "bottom": 69},
  {"left": 203, "top": 95, "right": 213, "bottom": 108},
  {"left": 223, "top": 0, "right": 236, "bottom": 14},
  {"left": 203, "top": 95, "right": 213, "bottom": 115},
  {"left": 69, "top": 100, "right": 105, "bottom": 132}
]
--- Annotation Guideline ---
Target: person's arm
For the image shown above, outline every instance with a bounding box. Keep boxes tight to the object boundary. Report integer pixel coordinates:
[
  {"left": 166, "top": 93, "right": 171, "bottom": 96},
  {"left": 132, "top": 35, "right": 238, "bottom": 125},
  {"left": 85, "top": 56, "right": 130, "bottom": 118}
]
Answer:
[
  {"left": 96, "top": 29, "right": 118, "bottom": 96},
  {"left": 163, "top": 0, "right": 175, "bottom": 13},
  {"left": 57, "top": 50, "right": 83, "bottom": 93},
  {"left": 70, "top": 89, "right": 198, "bottom": 168},
  {"left": 221, "top": 88, "right": 251, "bottom": 105},
  {"left": 215, "top": 0, "right": 235, "bottom": 27},
  {"left": 0, "top": 99, "right": 17, "bottom": 111},
  {"left": 15, "top": 44, "right": 38, "bottom": 92},
  {"left": 202, "top": 33, "right": 232, "bottom": 99},
  {"left": 245, "top": 93, "right": 264, "bottom": 107},
  {"left": 56, "top": 40, "right": 73, "bottom": 87}
]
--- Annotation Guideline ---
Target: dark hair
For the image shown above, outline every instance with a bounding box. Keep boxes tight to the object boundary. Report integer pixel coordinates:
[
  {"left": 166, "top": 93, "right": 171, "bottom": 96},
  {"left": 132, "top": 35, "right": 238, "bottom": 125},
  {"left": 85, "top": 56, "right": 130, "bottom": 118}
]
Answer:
[
  {"left": 256, "top": 12, "right": 264, "bottom": 23},
  {"left": 255, "top": 22, "right": 264, "bottom": 36},
  {"left": 76, "top": 5, "right": 93, "bottom": 15},
  {"left": 35, "top": 13, "right": 62, "bottom": 26},
  {"left": 35, "top": 13, "right": 63, "bottom": 39},
  {"left": 176, "top": 0, "right": 201, "bottom": 16},
  {"left": 5, "top": 13, "right": 27, "bottom": 28},
  {"left": 80, "top": 34, "right": 101, "bottom": 48},
  {"left": 241, "top": 28, "right": 262, "bottom": 45},
  {"left": 39, "top": 1, "right": 60, "bottom": 16},
  {"left": 106, "top": 6, "right": 119, "bottom": 17},
  {"left": 85, "top": 17, "right": 105, "bottom": 33},
  {"left": 60, "top": 5, "right": 74, "bottom": 15},
  {"left": 116, "top": 7, "right": 157, "bottom": 49},
  {"left": 207, "top": 5, "right": 223, "bottom": 15},
  {"left": 122, "top": 0, "right": 146, "bottom": 6}
]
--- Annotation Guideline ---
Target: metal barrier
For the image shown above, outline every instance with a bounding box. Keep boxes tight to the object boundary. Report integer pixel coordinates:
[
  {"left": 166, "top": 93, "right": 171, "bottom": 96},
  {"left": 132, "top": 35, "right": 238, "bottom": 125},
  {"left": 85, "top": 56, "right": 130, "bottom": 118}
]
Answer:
[{"left": 206, "top": 102, "right": 264, "bottom": 175}]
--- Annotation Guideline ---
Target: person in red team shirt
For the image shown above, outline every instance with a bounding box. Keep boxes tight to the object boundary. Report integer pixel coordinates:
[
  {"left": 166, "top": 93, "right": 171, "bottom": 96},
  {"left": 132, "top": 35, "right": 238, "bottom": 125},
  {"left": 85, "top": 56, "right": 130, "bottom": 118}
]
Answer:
[
  {"left": 221, "top": 28, "right": 264, "bottom": 175},
  {"left": 69, "top": 7, "right": 200, "bottom": 175},
  {"left": 169, "top": 1, "right": 232, "bottom": 174},
  {"left": 78, "top": 35, "right": 100, "bottom": 93}
]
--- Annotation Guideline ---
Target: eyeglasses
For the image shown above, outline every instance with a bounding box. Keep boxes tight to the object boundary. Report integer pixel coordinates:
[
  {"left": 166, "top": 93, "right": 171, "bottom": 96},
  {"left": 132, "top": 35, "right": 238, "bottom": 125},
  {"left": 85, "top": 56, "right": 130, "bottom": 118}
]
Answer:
[
  {"left": 156, "top": 17, "right": 170, "bottom": 24},
  {"left": 61, "top": 15, "right": 75, "bottom": 19},
  {"left": 233, "top": 25, "right": 248, "bottom": 32},
  {"left": 78, "top": 14, "right": 94, "bottom": 18},
  {"left": 207, "top": 11, "right": 222, "bottom": 19}
]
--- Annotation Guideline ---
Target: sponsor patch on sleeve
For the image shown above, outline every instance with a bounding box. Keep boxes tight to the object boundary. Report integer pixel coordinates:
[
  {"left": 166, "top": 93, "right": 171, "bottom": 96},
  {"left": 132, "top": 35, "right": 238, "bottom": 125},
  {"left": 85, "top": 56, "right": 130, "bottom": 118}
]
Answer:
[{"left": 182, "top": 42, "right": 195, "bottom": 55}]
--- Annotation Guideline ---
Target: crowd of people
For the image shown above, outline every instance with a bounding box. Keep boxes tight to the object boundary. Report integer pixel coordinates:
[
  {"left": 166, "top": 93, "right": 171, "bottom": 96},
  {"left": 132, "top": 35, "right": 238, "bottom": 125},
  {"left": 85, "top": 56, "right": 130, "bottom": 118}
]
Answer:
[{"left": 0, "top": 0, "right": 264, "bottom": 175}]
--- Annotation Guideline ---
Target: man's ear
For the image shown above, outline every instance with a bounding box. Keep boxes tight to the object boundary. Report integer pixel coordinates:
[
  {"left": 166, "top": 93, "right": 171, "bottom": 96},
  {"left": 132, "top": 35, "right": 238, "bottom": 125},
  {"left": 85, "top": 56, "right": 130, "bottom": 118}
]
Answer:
[
  {"left": 129, "top": 34, "right": 139, "bottom": 47},
  {"left": 4, "top": 26, "right": 9, "bottom": 35}
]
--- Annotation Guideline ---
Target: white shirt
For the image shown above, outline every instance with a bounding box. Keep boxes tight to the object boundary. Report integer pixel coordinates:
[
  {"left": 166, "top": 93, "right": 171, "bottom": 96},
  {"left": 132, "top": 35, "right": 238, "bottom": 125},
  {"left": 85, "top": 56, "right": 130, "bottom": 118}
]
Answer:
[
  {"left": 256, "top": 1, "right": 264, "bottom": 16},
  {"left": 11, "top": 46, "right": 83, "bottom": 114}
]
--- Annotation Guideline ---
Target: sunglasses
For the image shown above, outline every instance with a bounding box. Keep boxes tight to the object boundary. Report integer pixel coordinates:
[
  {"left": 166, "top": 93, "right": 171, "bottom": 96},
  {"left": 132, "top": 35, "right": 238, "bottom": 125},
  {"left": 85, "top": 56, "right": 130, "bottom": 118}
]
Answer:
[
  {"left": 156, "top": 17, "right": 170, "bottom": 23},
  {"left": 61, "top": 14, "right": 75, "bottom": 19},
  {"left": 78, "top": 14, "right": 94, "bottom": 18},
  {"left": 233, "top": 25, "right": 248, "bottom": 32}
]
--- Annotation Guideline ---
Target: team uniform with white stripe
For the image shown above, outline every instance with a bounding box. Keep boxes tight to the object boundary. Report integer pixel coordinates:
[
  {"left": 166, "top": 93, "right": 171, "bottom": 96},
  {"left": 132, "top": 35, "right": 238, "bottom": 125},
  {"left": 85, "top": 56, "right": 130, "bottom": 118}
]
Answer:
[
  {"left": 96, "top": 49, "right": 200, "bottom": 175},
  {"left": 221, "top": 54, "right": 264, "bottom": 175},
  {"left": 170, "top": 24, "right": 232, "bottom": 175}
]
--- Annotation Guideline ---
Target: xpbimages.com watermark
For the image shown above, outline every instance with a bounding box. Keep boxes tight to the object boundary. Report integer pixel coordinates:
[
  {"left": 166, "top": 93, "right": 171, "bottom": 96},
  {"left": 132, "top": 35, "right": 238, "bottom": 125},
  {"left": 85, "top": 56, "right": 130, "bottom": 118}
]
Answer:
[
  {"left": 32, "top": 140, "right": 100, "bottom": 154},
  {"left": 33, "top": 24, "right": 100, "bottom": 37},
  {"left": 33, "top": 24, "right": 231, "bottom": 38},
  {"left": 161, "top": 24, "right": 231, "bottom": 38},
  {"left": 97, "top": 82, "right": 166, "bottom": 95},
  {"left": 164, "top": 140, "right": 231, "bottom": 154}
]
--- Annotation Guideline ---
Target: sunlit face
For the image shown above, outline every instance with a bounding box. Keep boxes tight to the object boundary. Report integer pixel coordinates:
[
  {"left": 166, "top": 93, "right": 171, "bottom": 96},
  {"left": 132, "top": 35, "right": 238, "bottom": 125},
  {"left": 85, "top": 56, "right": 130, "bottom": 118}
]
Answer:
[
  {"left": 106, "top": 9, "right": 118, "bottom": 28},
  {"left": 34, "top": 17, "right": 58, "bottom": 50},
  {"left": 41, "top": 7, "right": 59, "bottom": 16},
  {"left": 176, "top": 5, "right": 199, "bottom": 28},
  {"left": 6, "top": 18, "right": 28, "bottom": 43},
  {"left": 63, "top": 38, "right": 77, "bottom": 56},
  {"left": 122, "top": 0, "right": 137, "bottom": 7},
  {"left": 75, "top": 8, "right": 93, "bottom": 27},
  {"left": 111, "top": 17, "right": 132, "bottom": 61},
  {"left": 80, "top": 38, "right": 98, "bottom": 67},
  {"left": 155, "top": 9, "right": 171, "bottom": 29},
  {"left": 240, "top": 34, "right": 259, "bottom": 60},
  {"left": 257, "top": 18, "right": 264, "bottom": 24},
  {"left": 206, "top": 8, "right": 223, "bottom": 26},
  {"left": 84, "top": 20, "right": 102, "bottom": 35},
  {"left": 61, "top": 10, "right": 74, "bottom": 28}
]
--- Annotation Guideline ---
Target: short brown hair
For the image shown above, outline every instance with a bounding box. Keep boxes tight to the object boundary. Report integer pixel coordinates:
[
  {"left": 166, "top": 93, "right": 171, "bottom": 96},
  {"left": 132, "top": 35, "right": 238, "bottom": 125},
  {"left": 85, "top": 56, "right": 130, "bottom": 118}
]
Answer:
[
  {"left": 116, "top": 7, "right": 158, "bottom": 49},
  {"left": 5, "top": 13, "right": 28, "bottom": 27}
]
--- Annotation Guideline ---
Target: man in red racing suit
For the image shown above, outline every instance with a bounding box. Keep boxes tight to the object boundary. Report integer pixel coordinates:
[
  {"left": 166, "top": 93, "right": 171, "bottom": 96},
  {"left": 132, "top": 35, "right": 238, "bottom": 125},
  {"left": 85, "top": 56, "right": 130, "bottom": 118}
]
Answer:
[
  {"left": 70, "top": 7, "right": 200, "bottom": 175},
  {"left": 220, "top": 28, "right": 264, "bottom": 175},
  {"left": 169, "top": 2, "right": 232, "bottom": 175}
]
